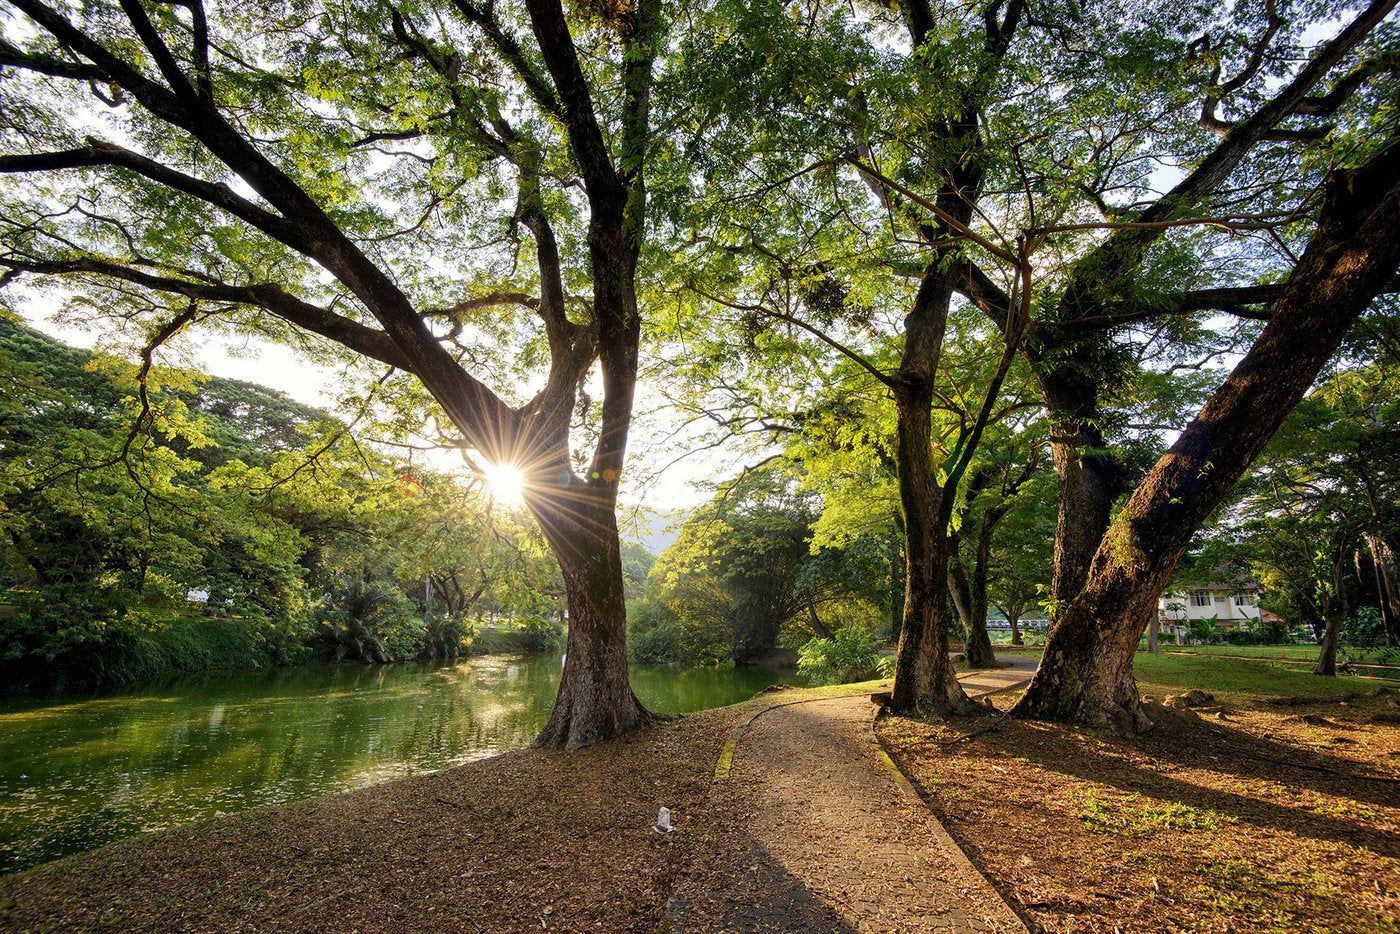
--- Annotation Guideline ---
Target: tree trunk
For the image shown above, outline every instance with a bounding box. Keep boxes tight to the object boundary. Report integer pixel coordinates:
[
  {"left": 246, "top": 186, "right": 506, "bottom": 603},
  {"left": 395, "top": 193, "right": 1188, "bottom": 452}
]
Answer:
[
  {"left": 1041, "top": 374, "right": 1130, "bottom": 610},
  {"left": 1314, "top": 595, "right": 1346, "bottom": 677},
  {"left": 1147, "top": 614, "right": 1160, "bottom": 654},
  {"left": 889, "top": 513, "right": 906, "bottom": 639},
  {"left": 890, "top": 381, "right": 973, "bottom": 716},
  {"left": 1010, "top": 614, "right": 1023, "bottom": 646},
  {"left": 950, "top": 554, "right": 997, "bottom": 668},
  {"left": 1011, "top": 146, "right": 1400, "bottom": 733},
  {"left": 1367, "top": 535, "right": 1400, "bottom": 646},
  {"left": 531, "top": 485, "right": 650, "bottom": 749}
]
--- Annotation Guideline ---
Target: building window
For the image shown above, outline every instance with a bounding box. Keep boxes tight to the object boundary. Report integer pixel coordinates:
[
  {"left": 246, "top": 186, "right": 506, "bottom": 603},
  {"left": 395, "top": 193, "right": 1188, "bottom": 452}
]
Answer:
[
  {"left": 1235, "top": 594, "right": 1255, "bottom": 606},
  {"left": 1190, "top": 592, "right": 1212, "bottom": 607}
]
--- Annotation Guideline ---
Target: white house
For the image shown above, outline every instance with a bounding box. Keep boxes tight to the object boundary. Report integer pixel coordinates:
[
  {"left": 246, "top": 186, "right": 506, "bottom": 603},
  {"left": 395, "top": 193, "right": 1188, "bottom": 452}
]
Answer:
[{"left": 1158, "top": 578, "right": 1263, "bottom": 639}]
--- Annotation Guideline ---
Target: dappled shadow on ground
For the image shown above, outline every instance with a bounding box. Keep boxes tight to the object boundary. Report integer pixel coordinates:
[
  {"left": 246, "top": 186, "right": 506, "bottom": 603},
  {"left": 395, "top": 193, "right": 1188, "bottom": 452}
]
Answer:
[
  {"left": 1002, "top": 709, "right": 1399, "bottom": 856},
  {"left": 879, "top": 690, "right": 1400, "bottom": 934}
]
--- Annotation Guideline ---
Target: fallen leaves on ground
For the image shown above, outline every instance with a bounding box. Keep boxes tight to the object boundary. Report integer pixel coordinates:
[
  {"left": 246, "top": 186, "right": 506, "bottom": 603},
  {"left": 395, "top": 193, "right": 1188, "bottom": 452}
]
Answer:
[{"left": 879, "top": 685, "right": 1400, "bottom": 934}]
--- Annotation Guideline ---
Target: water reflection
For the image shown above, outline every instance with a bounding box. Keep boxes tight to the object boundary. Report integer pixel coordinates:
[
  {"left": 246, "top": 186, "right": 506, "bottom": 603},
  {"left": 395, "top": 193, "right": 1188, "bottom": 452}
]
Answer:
[{"left": 0, "top": 656, "right": 793, "bottom": 874}]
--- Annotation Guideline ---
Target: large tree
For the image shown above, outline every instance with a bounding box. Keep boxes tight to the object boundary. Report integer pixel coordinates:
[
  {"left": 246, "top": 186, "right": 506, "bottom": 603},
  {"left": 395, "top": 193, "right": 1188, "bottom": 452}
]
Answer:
[
  {"left": 962, "top": 0, "right": 1400, "bottom": 611},
  {"left": 1011, "top": 142, "right": 1400, "bottom": 730},
  {"left": 664, "top": 0, "right": 1043, "bottom": 716},
  {"left": 0, "top": 0, "right": 665, "bottom": 746}
]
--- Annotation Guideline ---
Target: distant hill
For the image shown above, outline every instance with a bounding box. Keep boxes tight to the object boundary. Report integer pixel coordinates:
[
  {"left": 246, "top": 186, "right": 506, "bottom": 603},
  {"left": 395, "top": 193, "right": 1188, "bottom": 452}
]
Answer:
[{"left": 618, "top": 505, "right": 683, "bottom": 555}]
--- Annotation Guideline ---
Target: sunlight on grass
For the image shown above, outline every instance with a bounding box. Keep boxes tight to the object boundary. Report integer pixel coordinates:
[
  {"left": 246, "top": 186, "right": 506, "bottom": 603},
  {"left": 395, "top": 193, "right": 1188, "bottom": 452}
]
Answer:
[
  {"left": 1077, "top": 790, "right": 1230, "bottom": 836},
  {"left": 1133, "top": 653, "right": 1385, "bottom": 704}
]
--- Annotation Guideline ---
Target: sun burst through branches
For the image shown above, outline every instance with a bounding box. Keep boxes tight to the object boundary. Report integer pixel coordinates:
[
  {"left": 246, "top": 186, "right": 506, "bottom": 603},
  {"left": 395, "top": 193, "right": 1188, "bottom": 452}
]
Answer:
[{"left": 483, "top": 461, "right": 528, "bottom": 506}]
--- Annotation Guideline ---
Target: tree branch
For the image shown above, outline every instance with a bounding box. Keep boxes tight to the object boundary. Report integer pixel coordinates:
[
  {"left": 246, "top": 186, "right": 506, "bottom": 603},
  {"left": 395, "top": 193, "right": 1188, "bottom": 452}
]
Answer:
[
  {"left": 451, "top": 0, "right": 565, "bottom": 123},
  {"left": 0, "top": 255, "right": 413, "bottom": 369},
  {"left": 0, "top": 140, "right": 308, "bottom": 248},
  {"left": 522, "top": 0, "right": 618, "bottom": 204}
]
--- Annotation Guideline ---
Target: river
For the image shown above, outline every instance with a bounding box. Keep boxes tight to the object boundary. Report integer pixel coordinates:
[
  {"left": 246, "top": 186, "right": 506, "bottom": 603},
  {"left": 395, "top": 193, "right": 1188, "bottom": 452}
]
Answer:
[{"left": 0, "top": 655, "right": 795, "bottom": 874}]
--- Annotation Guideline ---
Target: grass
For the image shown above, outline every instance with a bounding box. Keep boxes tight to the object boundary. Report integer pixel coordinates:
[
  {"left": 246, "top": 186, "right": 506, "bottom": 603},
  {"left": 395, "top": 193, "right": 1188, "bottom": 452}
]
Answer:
[
  {"left": 993, "top": 643, "right": 1399, "bottom": 693},
  {"left": 1133, "top": 651, "right": 1394, "bottom": 704},
  {"left": 1077, "top": 791, "right": 1232, "bottom": 836},
  {"left": 1160, "top": 643, "right": 1400, "bottom": 665}
]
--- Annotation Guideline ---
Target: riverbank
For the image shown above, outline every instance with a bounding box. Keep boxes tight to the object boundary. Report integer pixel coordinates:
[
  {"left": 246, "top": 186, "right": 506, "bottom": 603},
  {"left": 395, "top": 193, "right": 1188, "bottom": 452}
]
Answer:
[
  {"left": 0, "top": 606, "right": 566, "bottom": 700},
  {"left": 0, "top": 694, "right": 746, "bottom": 932},
  {"left": 0, "top": 654, "right": 790, "bottom": 875},
  {"left": 2, "top": 659, "right": 1397, "bottom": 933}
]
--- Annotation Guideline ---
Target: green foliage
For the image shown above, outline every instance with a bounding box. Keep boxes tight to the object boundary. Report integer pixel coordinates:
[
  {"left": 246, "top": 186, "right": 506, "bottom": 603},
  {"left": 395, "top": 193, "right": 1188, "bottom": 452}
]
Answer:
[
  {"left": 1185, "top": 616, "right": 1221, "bottom": 644},
  {"left": 420, "top": 613, "right": 470, "bottom": 661},
  {"left": 639, "top": 463, "right": 888, "bottom": 665},
  {"left": 314, "top": 577, "right": 421, "bottom": 663},
  {"left": 1343, "top": 607, "right": 1387, "bottom": 649},
  {"left": 1204, "top": 360, "right": 1400, "bottom": 646},
  {"left": 0, "top": 322, "right": 568, "bottom": 692},
  {"left": 796, "top": 626, "right": 893, "bottom": 687}
]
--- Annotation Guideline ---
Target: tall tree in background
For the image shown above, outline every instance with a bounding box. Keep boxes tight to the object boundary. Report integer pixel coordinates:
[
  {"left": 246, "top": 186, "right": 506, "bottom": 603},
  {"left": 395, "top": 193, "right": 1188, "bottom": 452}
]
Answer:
[
  {"left": 665, "top": 0, "right": 1035, "bottom": 716},
  {"left": 1220, "top": 359, "right": 1400, "bottom": 670},
  {"left": 956, "top": 0, "right": 1400, "bottom": 615},
  {"left": 0, "top": 0, "right": 664, "bottom": 746},
  {"left": 991, "top": 0, "right": 1400, "bottom": 728},
  {"left": 947, "top": 423, "right": 1044, "bottom": 667}
]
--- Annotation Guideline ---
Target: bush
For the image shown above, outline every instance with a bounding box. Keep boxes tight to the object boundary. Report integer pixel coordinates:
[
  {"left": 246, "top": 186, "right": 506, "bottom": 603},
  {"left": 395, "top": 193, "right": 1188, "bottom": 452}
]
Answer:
[
  {"left": 626, "top": 594, "right": 729, "bottom": 665},
  {"left": 420, "top": 613, "right": 469, "bottom": 659},
  {"left": 0, "top": 600, "right": 283, "bottom": 695},
  {"left": 514, "top": 615, "right": 563, "bottom": 654},
  {"left": 796, "top": 626, "right": 894, "bottom": 686}
]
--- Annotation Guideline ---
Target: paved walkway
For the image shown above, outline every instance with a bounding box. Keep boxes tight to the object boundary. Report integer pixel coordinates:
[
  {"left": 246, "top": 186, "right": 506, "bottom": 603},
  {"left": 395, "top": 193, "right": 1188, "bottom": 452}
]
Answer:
[{"left": 661, "top": 657, "right": 1035, "bottom": 933}]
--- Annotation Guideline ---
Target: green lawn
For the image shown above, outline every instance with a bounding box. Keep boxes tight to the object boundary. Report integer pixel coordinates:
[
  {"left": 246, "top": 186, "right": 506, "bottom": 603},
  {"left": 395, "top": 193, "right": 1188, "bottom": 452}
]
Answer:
[
  {"left": 1132, "top": 651, "right": 1393, "bottom": 705},
  {"left": 991, "top": 644, "right": 1399, "bottom": 701},
  {"left": 1159, "top": 644, "right": 1322, "bottom": 659}
]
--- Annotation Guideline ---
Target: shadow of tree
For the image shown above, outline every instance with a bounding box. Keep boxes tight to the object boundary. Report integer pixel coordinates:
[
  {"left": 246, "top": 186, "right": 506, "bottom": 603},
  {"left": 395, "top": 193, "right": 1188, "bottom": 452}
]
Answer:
[
  {"left": 968, "top": 710, "right": 1399, "bottom": 858},
  {"left": 665, "top": 834, "right": 863, "bottom": 933}
]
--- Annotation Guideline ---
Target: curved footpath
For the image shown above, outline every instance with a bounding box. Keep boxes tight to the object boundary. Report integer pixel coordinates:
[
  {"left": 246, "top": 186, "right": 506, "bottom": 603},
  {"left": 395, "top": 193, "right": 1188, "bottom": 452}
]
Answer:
[{"left": 661, "top": 658, "right": 1037, "bottom": 934}]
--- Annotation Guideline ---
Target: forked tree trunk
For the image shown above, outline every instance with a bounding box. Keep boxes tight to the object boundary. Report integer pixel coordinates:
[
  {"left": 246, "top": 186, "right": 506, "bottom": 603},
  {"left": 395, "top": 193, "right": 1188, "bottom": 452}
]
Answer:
[
  {"left": 1042, "top": 378, "right": 1130, "bottom": 609},
  {"left": 882, "top": 0, "right": 1025, "bottom": 715},
  {"left": 1012, "top": 146, "right": 1400, "bottom": 733},
  {"left": 530, "top": 485, "right": 649, "bottom": 749}
]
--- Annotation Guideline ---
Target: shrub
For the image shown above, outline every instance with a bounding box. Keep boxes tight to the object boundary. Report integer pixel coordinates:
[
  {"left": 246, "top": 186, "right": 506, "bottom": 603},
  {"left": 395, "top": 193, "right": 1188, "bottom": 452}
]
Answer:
[
  {"left": 420, "top": 613, "right": 469, "bottom": 659},
  {"left": 796, "top": 626, "right": 893, "bottom": 686},
  {"left": 313, "top": 578, "right": 423, "bottom": 662}
]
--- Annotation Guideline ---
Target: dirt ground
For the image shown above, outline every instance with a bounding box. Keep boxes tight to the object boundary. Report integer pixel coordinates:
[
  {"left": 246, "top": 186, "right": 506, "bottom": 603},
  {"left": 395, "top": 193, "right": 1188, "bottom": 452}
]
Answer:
[
  {"left": 878, "top": 685, "right": 1400, "bottom": 934},
  {"left": 2, "top": 676, "right": 1397, "bottom": 933}
]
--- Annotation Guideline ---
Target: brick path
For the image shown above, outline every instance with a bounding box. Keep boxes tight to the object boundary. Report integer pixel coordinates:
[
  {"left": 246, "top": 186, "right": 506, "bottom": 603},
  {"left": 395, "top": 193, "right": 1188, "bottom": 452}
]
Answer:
[{"left": 660, "top": 658, "right": 1035, "bottom": 934}]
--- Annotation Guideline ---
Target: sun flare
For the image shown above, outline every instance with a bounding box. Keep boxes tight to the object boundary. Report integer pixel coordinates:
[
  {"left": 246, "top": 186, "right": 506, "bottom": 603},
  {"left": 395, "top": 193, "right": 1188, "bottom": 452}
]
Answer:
[{"left": 483, "top": 461, "right": 528, "bottom": 506}]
